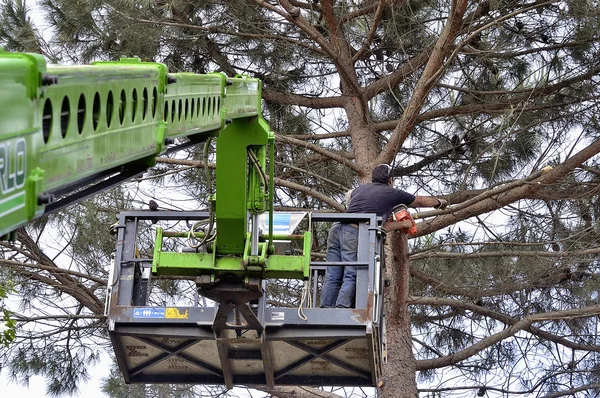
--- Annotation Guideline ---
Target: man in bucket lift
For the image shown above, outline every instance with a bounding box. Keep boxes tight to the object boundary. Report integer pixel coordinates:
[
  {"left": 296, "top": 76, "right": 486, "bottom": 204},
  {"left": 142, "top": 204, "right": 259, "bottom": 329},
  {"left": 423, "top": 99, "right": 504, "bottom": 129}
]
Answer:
[{"left": 320, "top": 164, "right": 448, "bottom": 308}]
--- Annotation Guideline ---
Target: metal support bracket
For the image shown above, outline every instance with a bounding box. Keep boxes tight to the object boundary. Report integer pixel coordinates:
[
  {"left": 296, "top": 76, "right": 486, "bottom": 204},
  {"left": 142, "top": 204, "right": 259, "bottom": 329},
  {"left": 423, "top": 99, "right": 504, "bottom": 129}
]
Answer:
[{"left": 196, "top": 275, "right": 264, "bottom": 335}]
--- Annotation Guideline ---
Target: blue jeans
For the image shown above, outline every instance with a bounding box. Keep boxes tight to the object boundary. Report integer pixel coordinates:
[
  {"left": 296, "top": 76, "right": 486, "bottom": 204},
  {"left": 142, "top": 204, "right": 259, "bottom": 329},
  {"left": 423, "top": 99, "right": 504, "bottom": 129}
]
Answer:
[{"left": 321, "top": 223, "right": 359, "bottom": 308}]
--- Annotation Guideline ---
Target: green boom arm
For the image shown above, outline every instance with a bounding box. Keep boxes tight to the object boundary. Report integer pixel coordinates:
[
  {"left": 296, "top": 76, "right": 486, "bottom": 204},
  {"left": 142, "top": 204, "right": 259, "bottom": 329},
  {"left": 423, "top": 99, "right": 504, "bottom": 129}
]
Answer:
[{"left": 0, "top": 49, "right": 272, "bottom": 257}]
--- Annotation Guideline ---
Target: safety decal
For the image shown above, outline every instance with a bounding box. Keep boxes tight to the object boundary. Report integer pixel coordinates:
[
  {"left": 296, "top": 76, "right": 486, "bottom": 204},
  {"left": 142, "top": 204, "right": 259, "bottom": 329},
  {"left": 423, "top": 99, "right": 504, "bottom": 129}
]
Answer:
[
  {"left": 133, "top": 307, "right": 165, "bottom": 318},
  {"left": 165, "top": 308, "right": 189, "bottom": 319},
  {"left": 271, "top": 311, "right": 285, "bottom": 321}
]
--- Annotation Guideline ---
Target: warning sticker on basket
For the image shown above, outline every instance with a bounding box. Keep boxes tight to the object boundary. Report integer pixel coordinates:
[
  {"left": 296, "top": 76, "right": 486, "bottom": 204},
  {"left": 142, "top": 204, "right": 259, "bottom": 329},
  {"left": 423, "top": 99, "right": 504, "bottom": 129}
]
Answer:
[
  {"left": 133, "top": 308, "right": 165, "bottom": 318},
  {"left": 165, "top": 308, "right": 189, "bottom": 319},
  {"left": 271, "top": 312, "right": 285, "bottom": 321}
]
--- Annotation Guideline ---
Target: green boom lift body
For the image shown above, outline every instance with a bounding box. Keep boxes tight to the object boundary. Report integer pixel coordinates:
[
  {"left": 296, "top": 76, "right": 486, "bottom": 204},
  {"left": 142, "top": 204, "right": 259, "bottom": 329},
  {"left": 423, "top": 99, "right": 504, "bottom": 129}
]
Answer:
[
  {"left": 0, "top": 46, "right": 311, "bottom": 307},
  {"left": 0, "top": 48, "right": 294, "bottom": 267},
  {"left": 0, "top": 49, "right": 385, "bottom": 388}
]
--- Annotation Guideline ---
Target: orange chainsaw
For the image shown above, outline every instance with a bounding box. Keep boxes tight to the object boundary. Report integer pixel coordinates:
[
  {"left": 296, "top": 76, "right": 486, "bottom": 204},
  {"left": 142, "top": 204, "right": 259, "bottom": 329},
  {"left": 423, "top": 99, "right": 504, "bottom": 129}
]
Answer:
[{"left": 391, "top": 204, "right": 417, "bottom": 236}]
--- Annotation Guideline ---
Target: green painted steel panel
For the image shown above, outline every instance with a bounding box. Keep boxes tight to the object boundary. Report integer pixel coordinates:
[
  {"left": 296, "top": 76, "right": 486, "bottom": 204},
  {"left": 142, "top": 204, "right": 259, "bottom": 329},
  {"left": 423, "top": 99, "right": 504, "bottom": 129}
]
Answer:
[
  {"left": 224, "top": 77, "right": 261, "bottom": 119},
  {"left": 162, "top": 72, "right": 224, "bottom": 138},
  {"left": 215, "top": 117, "right": 271, "bottom": 254},
  {"left": 153, "top": 252, "right": 226, "bottom": 276},
  {"left": 153, "top": 252, "right": 306, "bottom": 280},
  {"left": 152, "top": 225, "right": 311, "bottom": 280},
  {"left": 0, "top": 52, "right": 46, "bottom": 236},
  {"left": 40, "top": 63, "right": 166, "bottom": 191},
  {"left": 0, "top": 50, "right": 266, "bottom": 241}
]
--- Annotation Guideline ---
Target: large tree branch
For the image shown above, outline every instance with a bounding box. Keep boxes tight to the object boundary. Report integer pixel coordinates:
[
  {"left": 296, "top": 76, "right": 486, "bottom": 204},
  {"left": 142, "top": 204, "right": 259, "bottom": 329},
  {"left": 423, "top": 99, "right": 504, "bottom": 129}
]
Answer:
[
  {"left": 435, "top": 63, "right": 600, "bottom": 98},
  {"left": 339, "top": 2, "right": 380, "bottom": 23},
  {"left": 410, "top": 296, "right": 600, "bottom": 354},
  {"left": 1, "top": 261, "right": 104, "bottom": 314},
  {"left": 543, "top": 384, "right": 600, "bottom": 398},
  {"left": 377, "top": 0, "right": 468, "bottom": 164},
  {"left": 262, "top": 88, "right": 344, "bottom": 108},
  {"left": 460, "top": 38, "right": 598, "bottom": 60},
  {"left": 261, "top": 0, "right": 337, "bottom": 59},
  {"left": 414, "top": 166, "right": 555, "bottom": 220},
  {"left": 0, "top": 259, "right": 106, "bottom": 285},
  {"left": 414, "top": 1, "right": 559, "bottom": 101},
  {"left": 285, "top": 130, "right": 351, "bottom": 140},
  {"left": 408, "top": 266, "right": 581, "bottom": 299},
  {"left": 414, "top": 302, "right": 600, "bottom": 370},
  {"left": 362, "top": 0, "right": 517, "bottom": 100},
  {"left": 159, "top": 137, "right": 356, "bottom": 174},
  {"left": 12, "top": 314, "right": 105, "bottom": 322},
  {"left": 274, "top": 177, "right": 344, "bottom": 211},
  {"left": 411, "top": 246, "right": 600, "bottom": 261},
  {"left": 275, "top": 135, "right": 362, "bottom": 174},
  {"left": 362, "top": 48, "right": 432, "bottom": 100},
  {"left": 417, "top": 375, "right": 600, "bottom": 397},
  {"left": 418, "top": 139, "right": 600, "bottom": 234},
  {"left": 14, "top": 230, "right": 104, "bottom": 313},
  {"left": 318, "top": 0, "right": 362, "bottom": 96},
  {"left": 373, "top": 93, "right": 600, "bottom": 133},
  {"left": 351, "top": 1, "right": 385, "bottom": 63},
  {"left": 276, "top": 160, "right": 352, "bottom": 191}
]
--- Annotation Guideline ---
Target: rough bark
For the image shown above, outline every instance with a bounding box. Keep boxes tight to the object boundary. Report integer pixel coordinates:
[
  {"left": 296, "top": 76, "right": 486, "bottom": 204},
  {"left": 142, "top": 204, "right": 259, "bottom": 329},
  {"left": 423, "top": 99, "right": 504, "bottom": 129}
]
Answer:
[{"left": 380, "top": 231, "right": 418, "bottom": 397}]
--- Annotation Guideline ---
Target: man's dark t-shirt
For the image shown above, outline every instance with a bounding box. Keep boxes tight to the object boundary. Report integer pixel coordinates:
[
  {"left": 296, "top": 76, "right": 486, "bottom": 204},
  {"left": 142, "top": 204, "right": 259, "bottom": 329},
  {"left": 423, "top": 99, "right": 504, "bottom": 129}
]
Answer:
[{"left": 347, "top": 182, "right": 415, "bottom": 222}]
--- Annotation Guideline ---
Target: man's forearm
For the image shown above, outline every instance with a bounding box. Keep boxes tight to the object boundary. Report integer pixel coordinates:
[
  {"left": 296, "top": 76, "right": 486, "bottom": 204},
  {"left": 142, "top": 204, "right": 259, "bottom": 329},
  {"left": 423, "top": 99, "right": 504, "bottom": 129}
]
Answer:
[{"left": 411, "top": 196, "right": 445, "bottom": 208}]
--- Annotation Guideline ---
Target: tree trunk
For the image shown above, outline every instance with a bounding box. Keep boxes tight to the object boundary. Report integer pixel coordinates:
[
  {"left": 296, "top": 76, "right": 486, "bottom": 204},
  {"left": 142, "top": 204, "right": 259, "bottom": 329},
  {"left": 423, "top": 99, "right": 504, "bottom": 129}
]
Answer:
[{"left": 380, "top": 231, "right": 418, "bottom": 397}]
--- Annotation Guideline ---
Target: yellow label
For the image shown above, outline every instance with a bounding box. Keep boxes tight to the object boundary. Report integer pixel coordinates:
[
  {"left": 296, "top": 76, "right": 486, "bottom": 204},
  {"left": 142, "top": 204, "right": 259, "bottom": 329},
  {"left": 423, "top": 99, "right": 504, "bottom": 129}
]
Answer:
[{"left": 165, "top": 308, "right": 189, "bottom": 319}]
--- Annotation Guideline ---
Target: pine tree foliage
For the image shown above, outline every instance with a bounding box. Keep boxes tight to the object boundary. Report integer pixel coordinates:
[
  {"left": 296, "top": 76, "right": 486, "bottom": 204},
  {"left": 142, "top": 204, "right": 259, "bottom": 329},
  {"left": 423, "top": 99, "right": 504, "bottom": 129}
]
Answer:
[
  {"left": 101, "top": 364, "right": 225, "bottom": 398},
  {"left": 0, "top": 0, "right": 47, "bottom": 54},
  {"left": 0, "top": 282, "right": 16, "bottom": 348},
  {"left": 2, "top": 0, "right": 600, "bottom": 397}
]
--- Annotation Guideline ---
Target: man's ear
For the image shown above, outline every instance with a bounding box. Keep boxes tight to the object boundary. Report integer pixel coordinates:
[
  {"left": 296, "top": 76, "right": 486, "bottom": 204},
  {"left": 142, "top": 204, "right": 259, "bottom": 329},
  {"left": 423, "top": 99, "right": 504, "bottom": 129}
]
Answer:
[{"left": 388, "top": 178, "right": 393, "bottom": 186}]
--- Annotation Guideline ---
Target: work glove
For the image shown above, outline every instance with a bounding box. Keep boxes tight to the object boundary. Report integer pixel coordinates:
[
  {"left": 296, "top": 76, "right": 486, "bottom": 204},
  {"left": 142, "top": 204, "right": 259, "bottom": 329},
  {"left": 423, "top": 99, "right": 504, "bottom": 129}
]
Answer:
[{"left": 435, "top": 198, "right": 448, "bottom": 210}]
